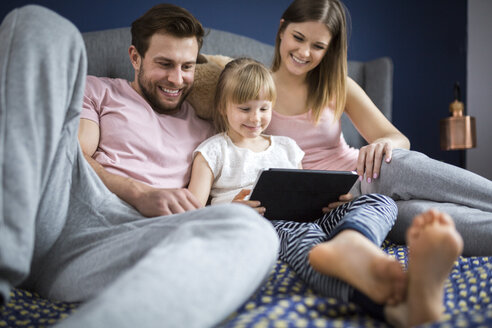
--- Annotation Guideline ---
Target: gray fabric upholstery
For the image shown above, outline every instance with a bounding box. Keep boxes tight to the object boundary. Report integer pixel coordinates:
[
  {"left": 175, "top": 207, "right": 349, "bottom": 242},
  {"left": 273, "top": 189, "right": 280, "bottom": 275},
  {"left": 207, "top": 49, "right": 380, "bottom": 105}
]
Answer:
[
  {"left": 83, "top": 27, "right": 134, "bottom": 81},
  {"left": 201, "top": 28, "right": 274, "bottom": 67},
  {"left": 82, "top": 27, "right": 393, "bottom": 149},
  {"left": 345, "top": 58, "right": 393, "bottom": 148}
]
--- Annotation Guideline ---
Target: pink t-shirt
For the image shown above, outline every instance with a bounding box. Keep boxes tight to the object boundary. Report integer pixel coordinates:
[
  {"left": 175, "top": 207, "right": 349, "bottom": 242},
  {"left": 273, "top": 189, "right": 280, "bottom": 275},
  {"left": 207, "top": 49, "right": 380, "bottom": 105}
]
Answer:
[
  {"left": 265, "top": 108, "right": 359, "bottom": 171},
  {"left": 81, "top": 76, "right": 214, "bottom": 188}
]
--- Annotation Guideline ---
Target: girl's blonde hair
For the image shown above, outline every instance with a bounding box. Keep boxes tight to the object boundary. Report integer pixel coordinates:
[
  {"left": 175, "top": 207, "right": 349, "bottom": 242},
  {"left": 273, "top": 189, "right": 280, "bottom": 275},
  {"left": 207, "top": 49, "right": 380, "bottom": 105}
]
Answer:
[
  {"left": 213, "top": 58, "right": 277, "bottom": 133},
  {"left": 271, "top": 0, "right": 348, "bottom": 123}
]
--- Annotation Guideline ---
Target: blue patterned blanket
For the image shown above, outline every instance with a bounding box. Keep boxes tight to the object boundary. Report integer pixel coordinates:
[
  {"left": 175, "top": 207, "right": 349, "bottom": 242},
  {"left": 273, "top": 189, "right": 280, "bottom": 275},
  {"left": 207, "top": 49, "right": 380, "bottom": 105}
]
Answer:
[{"left": 1, "top": 242, "right": 491, "bottom": 327}]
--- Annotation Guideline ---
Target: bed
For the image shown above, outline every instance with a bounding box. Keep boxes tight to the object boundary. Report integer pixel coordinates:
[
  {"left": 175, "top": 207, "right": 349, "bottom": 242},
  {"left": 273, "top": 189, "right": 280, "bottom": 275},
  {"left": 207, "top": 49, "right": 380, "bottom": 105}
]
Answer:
[
  {"left": 2, "top": 242, "right": 491, "bottom": 327},
  {"left": 2, "top": 27, "right": 491, "bottom": 328}
]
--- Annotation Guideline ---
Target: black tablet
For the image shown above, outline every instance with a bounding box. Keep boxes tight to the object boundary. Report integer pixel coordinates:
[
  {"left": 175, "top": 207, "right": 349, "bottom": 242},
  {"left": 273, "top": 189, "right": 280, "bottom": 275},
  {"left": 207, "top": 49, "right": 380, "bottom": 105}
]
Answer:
[{"left": 249, "top": 168, "right": 359, "bottom": 222}]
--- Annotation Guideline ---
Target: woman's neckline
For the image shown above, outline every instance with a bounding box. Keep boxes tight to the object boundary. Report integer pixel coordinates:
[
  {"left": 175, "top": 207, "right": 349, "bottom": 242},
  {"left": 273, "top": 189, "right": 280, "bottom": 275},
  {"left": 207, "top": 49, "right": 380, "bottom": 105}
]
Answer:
[{"left": 272, "top": 108, "right": 312, "bottom": 119}]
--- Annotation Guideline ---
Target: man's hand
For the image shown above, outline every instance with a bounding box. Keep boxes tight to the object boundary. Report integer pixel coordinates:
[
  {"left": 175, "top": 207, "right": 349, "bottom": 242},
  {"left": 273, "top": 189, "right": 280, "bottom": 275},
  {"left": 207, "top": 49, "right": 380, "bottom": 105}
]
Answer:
[
  {"left": 323, "top": 193, "right": 354, "bottom": 212},
  {"left": 232, "top": 189, "right": 265, "bottom": 215},
  {"left": 134, "top": 187, "right": 203, "bottom": 218}
]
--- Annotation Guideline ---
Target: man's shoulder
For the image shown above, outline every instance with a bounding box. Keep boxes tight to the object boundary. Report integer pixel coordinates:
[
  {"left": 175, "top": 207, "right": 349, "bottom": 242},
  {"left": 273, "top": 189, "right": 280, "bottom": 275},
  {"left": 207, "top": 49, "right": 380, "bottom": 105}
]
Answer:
[
  {"left": 179, "top": 100, "right": 215, "bottom": 133},
  {"left": 84, "top": 76, "right": 135, "bottom": 106},
  {"left": 85, "top": 76, "right": 129, "bottom": 92},
  {"left": 181, "top": 101, "right": 206, "bottom": 119}
]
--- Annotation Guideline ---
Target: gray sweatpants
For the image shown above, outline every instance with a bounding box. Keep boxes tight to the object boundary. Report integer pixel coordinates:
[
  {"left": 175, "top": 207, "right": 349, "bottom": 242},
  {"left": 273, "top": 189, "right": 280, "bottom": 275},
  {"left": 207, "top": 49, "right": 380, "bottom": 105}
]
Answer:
[
  {"left": 0, "top": 5, "right": 279, "bottom": 328},
  {"left": 351, "top": 149, "right": 492, "bottom": 256}
]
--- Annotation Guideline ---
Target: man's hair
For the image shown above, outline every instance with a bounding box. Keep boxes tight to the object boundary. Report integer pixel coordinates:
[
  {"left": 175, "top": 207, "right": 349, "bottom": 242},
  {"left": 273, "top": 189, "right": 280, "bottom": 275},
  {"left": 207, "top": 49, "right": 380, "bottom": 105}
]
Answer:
[
  {"left": 131, "top": 3, "right": 204, "bottom": 57},
  {"left": 213, "top": 58, "right": 277, "bottom": 133}
]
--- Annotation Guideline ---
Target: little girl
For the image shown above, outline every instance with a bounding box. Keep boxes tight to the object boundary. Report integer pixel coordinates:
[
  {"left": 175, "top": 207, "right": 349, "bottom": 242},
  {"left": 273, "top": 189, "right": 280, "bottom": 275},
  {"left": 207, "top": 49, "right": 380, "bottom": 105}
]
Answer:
[{"left": 188, "top": 58, "right": 463, "bottom": 327}]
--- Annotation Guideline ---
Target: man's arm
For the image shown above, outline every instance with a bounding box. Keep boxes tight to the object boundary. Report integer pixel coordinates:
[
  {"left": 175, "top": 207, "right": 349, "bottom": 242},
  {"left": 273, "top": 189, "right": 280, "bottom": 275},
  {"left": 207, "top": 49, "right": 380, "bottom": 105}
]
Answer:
[{"left": 78, "top": 118, "right": 202, "bottom": 217}]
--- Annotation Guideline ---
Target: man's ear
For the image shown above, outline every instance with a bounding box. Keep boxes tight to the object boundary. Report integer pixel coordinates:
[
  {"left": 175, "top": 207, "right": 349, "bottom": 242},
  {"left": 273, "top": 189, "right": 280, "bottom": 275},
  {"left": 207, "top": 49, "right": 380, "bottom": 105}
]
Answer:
[{"left": 129, "top": 45, "right": 141, "bottom": 70}]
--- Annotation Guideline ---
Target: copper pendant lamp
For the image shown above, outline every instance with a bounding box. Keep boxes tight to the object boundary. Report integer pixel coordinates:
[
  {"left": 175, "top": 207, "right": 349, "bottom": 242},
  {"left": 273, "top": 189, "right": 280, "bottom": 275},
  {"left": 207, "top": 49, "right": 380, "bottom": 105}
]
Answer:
[{"left": 440, "top": 82, "right": 477, "bottom": 151}]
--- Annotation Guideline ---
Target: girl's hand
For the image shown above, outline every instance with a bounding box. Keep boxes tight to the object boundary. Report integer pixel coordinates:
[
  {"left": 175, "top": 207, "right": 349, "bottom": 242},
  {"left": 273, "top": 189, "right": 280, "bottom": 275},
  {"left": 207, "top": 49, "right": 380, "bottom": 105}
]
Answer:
[
  {"left": 232, "top": 189, "right": 266, "bottom": 215},
  {"left": 356, "top": 139, "right": 393, "bottom": 183},
  {"left": 323, "top": 193, "right": 353, "bottom": 212}
]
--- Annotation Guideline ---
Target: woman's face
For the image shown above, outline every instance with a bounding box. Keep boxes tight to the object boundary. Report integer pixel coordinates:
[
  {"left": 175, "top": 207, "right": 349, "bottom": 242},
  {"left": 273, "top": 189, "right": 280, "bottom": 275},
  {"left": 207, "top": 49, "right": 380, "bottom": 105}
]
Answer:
[{"left": 279, "top": 21, "right": 332, "bottom": 77}]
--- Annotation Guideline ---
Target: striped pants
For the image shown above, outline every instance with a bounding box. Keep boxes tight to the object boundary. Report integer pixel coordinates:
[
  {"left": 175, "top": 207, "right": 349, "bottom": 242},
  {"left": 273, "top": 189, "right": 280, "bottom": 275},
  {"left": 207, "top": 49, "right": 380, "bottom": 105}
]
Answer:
[{"left": 272, "top": 193, "right": 397, "bottom": 303}]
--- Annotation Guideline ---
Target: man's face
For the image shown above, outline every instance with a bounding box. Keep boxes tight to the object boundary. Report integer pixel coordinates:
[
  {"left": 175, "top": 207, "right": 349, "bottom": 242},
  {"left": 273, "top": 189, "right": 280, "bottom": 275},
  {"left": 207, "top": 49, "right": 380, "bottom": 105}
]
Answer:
[{"left": 130, "top": 33, "right": 198, "bottom": 114}]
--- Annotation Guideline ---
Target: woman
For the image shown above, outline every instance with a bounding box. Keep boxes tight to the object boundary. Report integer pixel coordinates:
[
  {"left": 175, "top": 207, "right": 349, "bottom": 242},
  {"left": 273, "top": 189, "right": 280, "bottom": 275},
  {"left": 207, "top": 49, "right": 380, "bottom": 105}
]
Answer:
[
  {"left": 189, "top": 57, "right": 464, "bottom": 328},
  {"left": 265, "top": 0, "right": 492, "bottom": 256}
]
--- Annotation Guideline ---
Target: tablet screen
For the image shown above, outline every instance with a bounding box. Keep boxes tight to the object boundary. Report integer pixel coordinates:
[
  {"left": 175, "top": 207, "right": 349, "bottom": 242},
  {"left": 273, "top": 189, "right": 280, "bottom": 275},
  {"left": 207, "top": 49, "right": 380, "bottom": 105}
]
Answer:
[{"left": 249, "top": 168, "right": 358, "bottom": 222}]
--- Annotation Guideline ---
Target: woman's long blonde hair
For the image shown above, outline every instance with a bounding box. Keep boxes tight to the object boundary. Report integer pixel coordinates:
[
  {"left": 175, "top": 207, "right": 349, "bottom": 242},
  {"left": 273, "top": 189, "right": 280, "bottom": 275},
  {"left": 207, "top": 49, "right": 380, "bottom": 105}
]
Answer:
[
  {"left": 213, "top": 58, "right": 277, "bottom": 133},
  {"left": 271, "top": 0, "right": 348, "bottom": 123}
]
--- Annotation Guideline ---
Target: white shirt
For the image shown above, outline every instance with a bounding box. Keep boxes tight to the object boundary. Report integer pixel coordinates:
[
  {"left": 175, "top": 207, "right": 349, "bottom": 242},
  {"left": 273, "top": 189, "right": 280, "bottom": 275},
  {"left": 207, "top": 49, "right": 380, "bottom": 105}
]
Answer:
[{"left": 194, "top": 133, "right": 304, "bottom": 204}]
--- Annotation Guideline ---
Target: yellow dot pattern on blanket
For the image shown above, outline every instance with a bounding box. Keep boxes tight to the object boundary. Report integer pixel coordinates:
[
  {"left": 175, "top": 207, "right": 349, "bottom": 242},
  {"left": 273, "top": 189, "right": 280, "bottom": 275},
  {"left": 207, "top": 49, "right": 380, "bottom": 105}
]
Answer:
[
  {"left": 2, "top": 242, "right": 492, "bottom": 327},
  {"left": 0, "top": 289, "right": 78, "bottom": 327},
  {"left": 221, "top": 242, "right": 492, "bottom": 327}
]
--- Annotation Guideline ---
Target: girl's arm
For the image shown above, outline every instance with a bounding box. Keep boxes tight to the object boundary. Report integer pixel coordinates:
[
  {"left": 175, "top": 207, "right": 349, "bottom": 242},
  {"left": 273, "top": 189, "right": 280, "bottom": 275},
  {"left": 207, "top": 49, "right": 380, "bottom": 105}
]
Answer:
[
  {"left": 344, "top": 77, "right": 410, "bottom": 181},
  {"left": 188, "top": 152, "right": 214, "bottom": 206}
]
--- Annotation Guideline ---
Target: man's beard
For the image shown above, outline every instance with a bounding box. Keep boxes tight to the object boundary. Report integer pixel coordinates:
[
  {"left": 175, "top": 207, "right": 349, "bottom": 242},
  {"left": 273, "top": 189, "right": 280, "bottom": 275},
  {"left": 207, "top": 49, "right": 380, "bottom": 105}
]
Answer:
[{"left": 137, "top": 65, "right": 192, "bottom": 115}]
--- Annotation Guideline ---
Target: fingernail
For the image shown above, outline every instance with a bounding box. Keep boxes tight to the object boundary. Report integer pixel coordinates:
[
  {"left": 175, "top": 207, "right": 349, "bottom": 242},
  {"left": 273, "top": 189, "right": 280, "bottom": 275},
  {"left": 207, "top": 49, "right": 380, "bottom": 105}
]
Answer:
[
  {"left": 386, "top": 157, "right": 391, "bottom": 163},
  {"left": 358, "top": 176, "right": 362, "bottom": 181},
  {"left": 367, "top": 178, "right": 372, "bottom": 183},
  {"left": 373, "top": 173, "right": 378, "bottom": 179}
]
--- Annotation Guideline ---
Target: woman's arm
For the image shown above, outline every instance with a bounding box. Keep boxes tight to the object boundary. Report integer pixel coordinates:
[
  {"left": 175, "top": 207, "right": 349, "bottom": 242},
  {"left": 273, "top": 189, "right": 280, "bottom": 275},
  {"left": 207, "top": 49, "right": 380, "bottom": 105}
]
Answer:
[
  {"left": 188, "top": 152, "right": 214, "bottom": 206},
  {"left": 344, "top": 77, "right": 410, "bottom": 181}
]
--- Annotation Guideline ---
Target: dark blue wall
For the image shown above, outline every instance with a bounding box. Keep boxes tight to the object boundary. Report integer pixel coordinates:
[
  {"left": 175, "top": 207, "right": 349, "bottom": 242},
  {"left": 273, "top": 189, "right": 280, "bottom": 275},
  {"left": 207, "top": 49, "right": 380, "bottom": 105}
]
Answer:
[{"left": 0, "top": 0, "right": 466, "bottom": 167}]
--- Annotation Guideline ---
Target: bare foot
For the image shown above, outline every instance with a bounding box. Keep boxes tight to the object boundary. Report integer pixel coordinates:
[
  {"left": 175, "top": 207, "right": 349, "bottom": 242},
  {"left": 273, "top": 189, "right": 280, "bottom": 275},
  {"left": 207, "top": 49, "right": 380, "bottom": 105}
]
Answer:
[
  {"left": 308, "top": 229, "right": 406, "bottom": 304},
  {"left": 405, "top": 209, "right": 463, "bottom": 326}
]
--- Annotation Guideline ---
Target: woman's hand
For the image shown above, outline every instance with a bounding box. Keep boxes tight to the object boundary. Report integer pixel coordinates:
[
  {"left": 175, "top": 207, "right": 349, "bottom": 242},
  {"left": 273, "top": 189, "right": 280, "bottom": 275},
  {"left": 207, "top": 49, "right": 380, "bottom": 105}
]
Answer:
[
  {"left": 356, "top": 139, "right": 394, "bottom": 183},
  {"left": 323, "top": 193, "right": 354, "bottom": 212},
  {"left": 232, "top": 189, "right": 266, "bottom": 215}
]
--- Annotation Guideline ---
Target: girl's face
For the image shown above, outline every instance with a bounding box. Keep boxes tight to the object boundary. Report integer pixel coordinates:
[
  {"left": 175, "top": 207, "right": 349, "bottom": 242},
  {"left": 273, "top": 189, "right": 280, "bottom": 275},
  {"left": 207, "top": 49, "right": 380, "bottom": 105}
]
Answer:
[
  {"left": 279, "top": 21, "right": 332, "bottom": 77},
  {"left": 225, "top": 97, "right": 273, "bottom": 142}
]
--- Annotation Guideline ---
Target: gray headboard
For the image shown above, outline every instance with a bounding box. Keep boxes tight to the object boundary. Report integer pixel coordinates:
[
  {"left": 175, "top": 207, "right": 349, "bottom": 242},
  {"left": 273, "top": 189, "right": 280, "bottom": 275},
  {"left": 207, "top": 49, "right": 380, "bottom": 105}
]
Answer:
[{"left": 82, "top": 27, "right": 393, "bottom": 149}]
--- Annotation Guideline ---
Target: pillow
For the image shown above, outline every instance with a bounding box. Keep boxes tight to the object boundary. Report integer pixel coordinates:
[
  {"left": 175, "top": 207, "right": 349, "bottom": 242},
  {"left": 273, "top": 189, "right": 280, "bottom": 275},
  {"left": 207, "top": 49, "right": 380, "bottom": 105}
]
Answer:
[{"left": 188, "top": 54, "right": 232, "bottom": 121}]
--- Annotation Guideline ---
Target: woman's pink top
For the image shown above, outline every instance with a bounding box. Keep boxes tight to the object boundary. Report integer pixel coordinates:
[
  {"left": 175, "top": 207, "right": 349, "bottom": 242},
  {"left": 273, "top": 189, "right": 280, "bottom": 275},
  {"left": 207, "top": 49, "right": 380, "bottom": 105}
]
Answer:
[{"left": 265, "top": 108, "right": 359, "bottom": 171}]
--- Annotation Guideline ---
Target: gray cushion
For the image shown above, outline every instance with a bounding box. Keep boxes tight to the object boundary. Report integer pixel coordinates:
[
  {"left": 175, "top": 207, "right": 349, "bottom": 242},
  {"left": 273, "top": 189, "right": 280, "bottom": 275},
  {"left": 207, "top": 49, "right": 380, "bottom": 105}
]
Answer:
[
  {"left": 82, "top": 27, "right": 393, "bottom": 149},
  {"left": 345, "top": 57, "right": 393, "bottom": 148}
]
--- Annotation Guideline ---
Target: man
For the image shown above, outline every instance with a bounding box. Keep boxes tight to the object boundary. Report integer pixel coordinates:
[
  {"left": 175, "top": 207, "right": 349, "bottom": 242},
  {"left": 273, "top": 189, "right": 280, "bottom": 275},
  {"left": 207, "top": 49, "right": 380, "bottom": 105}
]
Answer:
[
  {"left": 78, "top": 4, "right": 214, "bottom": 217},
  {"left": 0, "top": 4, "right": 279, "bottom": 327}
]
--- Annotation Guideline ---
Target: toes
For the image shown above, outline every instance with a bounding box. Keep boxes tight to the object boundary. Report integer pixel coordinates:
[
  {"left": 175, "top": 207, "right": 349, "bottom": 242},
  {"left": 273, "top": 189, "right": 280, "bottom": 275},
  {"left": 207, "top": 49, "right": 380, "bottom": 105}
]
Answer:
[
  {"left": 436, "top": 211, "right": 455, "bottom": 227},
  {"left": 407, "top": 215, "right": 425, "bottom": 242},
  {"left": 418, "top": 209, "right": 453, "bottom": 229},
  {"left": 412, "top": 214, "right": 426, "bottom": 228},
  {"left": 422, "top": 210, "right": 435, "bottom": 225},
  {"left": 424, "top": 209, "right": 456, "bottom": 229}
]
